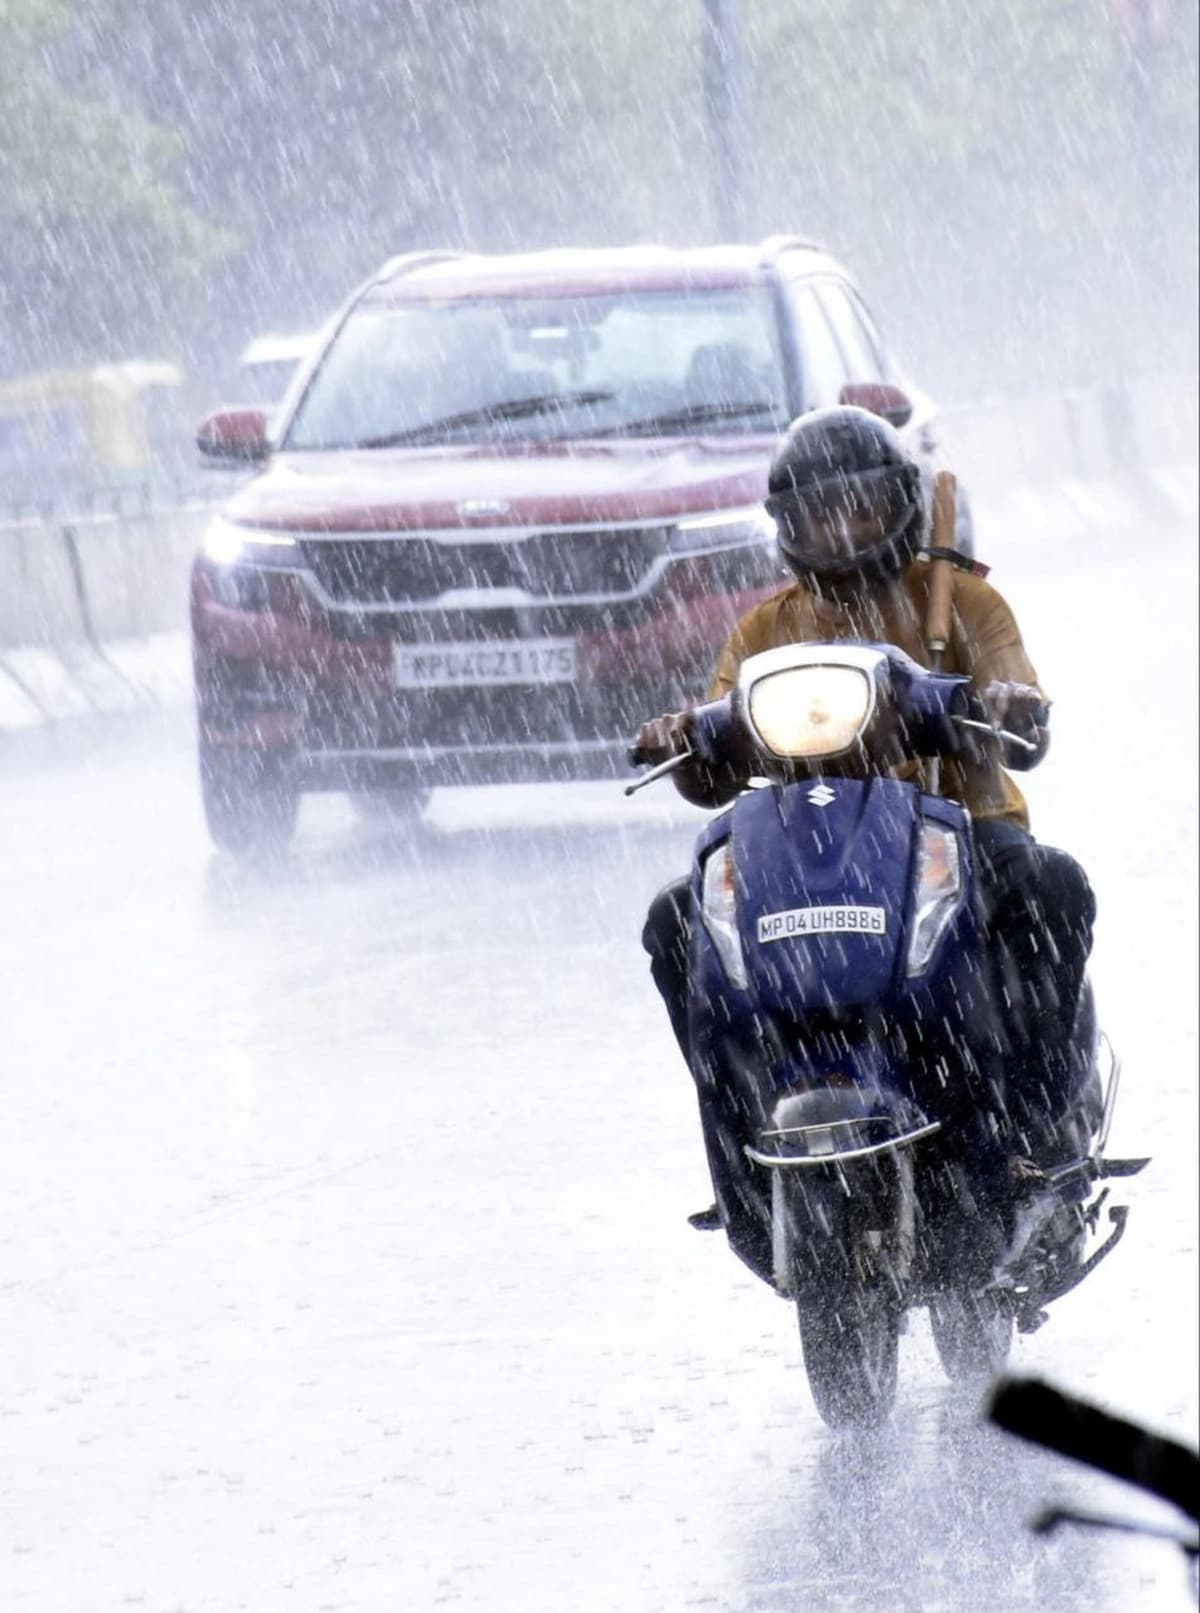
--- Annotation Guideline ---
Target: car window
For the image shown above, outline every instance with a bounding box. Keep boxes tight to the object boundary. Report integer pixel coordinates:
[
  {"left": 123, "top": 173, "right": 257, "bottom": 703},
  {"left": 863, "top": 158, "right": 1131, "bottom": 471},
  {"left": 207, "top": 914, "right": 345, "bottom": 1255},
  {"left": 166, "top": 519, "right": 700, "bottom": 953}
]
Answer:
[
  {"left": 816, "top": 280, "right": 887, "bottom": 384},
  {"left": 284, "top": 287, "right": 791, "bottom": 448},
  {"left": 786, "top": 282, "right": 849, "bottom": 409},
  {"left": 844, "top": 287, "right": 891, "bottom": 372}
]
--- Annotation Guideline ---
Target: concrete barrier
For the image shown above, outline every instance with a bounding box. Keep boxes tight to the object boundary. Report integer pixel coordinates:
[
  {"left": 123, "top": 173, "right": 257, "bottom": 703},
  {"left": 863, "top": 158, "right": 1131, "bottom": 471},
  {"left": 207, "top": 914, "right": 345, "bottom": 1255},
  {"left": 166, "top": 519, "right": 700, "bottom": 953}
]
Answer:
[
  {"left": 938, "top": 373, "right": 1198, "bottom": 500},
  {"left": 0, "top": 519, "right": 88, "bottom": 648},
  {"left": 0, "top": 503, "right": 209, "bottom": 651},
  {"left": 69, "top": 504, "right": 209, "bottom": 642}
]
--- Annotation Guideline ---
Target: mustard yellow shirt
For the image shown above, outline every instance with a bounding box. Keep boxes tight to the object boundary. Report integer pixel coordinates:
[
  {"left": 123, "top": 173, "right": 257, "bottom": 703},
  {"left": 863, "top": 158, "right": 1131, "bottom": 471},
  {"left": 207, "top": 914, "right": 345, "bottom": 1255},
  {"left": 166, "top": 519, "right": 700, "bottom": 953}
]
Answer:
[{"left": 707, "top": 561, "right": 1043, "bottom": 827}]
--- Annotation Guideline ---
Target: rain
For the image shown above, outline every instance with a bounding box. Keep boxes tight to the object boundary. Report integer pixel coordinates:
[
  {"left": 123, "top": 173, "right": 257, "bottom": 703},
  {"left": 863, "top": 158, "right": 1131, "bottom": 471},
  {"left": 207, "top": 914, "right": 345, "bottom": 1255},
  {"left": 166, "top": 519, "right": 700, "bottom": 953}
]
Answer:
[{"left": 1, "top": 2, "right": 1197, "bottom": 1609}]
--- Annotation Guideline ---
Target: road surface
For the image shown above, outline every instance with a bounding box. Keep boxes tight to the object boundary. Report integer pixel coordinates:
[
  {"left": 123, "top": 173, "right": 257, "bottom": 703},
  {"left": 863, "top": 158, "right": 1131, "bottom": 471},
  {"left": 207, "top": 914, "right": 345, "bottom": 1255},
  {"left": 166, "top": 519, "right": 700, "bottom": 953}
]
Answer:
[{"left": 1, "top": 516, "right": 1195, "bottom": 1611}]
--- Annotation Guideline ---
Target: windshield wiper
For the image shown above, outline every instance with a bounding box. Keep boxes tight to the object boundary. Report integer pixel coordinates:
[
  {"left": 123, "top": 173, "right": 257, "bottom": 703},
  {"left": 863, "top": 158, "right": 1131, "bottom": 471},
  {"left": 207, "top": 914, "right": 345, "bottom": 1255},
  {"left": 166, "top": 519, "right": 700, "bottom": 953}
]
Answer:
[
  {"left": 360, "top": 389, "right": 615, "bottom": 448},
  {"left": 588, "top": 400, "right": 782, "bottom": 438}
]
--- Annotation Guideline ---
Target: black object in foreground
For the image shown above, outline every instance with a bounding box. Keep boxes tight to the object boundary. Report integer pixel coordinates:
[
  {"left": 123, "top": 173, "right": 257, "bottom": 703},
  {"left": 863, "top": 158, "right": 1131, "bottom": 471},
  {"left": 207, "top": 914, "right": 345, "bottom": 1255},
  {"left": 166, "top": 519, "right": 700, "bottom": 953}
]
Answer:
[{"left": 988, "top": 1375, "right": 1200, "bottom": 1540}]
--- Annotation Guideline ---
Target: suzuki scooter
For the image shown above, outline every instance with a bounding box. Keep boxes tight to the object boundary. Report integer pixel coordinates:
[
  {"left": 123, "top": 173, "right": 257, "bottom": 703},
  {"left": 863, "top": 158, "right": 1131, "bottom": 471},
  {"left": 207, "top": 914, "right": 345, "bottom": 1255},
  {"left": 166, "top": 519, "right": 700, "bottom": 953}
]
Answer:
[{"left": 629, "top": 641, "right": 1147, "bottom": 1428}]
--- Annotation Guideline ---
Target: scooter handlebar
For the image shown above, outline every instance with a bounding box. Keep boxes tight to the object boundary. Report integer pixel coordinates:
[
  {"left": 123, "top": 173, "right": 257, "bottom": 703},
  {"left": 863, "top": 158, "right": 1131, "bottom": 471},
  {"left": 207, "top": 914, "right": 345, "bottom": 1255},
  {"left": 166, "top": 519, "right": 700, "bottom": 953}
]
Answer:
[
  {"left": 623, "top": 749, "right": 695, "bottom": 796},
  {"left": 626, "top": 699, "right": 732, "bottom": 773},
  {"left": 988, "top": 1377, "right": 1200, "bottom": 1523}
]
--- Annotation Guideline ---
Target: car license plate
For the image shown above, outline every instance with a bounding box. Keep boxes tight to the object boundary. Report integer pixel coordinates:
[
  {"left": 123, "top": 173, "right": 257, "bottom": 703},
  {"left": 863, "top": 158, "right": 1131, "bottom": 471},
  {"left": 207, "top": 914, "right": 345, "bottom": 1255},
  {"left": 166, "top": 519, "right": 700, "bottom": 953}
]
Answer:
[{"left": 393, "top": 638, "right": 576, "bottom": 688}]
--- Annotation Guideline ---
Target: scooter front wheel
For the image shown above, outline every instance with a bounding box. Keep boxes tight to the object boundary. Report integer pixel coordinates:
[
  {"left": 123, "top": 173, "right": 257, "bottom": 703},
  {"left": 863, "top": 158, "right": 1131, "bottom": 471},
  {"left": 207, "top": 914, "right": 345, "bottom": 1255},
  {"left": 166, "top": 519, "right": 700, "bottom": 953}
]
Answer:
[{"left": 797, "top": 1284, "right": 901, "bottom": 1429}]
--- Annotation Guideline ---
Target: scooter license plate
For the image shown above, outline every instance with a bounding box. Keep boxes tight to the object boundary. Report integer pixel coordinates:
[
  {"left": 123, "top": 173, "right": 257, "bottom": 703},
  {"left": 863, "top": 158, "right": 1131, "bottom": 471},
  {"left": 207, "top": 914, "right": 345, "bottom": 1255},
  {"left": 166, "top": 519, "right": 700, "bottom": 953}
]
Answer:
[
  {"left": 757, "top": 905, "right": 887, "bottom": 943},
  {"left": 393, "top": 638, "right": 576, "bottom": 688}
]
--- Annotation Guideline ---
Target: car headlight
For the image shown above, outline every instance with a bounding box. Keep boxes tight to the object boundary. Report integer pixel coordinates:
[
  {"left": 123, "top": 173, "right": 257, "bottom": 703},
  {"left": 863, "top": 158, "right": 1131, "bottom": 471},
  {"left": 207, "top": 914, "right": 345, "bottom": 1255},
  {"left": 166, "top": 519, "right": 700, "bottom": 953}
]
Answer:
[
  {"left": 906, "top": 821, "right": 963, "bottom": 976},
  {"left": 202, "top": 518, "right": 298, "bottom": 567},
  {"left": 746, "top": 664, "right": 874, "bottom": 759},
  {"left": 668, "top": 504, "right": 776, "bottom": 556},
  {"left": 701, "top": 840, "right": 748, "bottom": 988}
]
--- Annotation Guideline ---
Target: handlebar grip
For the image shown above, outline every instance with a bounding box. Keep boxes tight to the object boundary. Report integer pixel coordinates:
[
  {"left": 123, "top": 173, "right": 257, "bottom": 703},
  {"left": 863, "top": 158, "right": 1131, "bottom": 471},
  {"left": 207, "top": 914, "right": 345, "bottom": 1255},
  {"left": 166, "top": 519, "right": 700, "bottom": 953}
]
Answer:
[{"left": 989, "top": 1377, "right": 1200, "bottom": 1522}]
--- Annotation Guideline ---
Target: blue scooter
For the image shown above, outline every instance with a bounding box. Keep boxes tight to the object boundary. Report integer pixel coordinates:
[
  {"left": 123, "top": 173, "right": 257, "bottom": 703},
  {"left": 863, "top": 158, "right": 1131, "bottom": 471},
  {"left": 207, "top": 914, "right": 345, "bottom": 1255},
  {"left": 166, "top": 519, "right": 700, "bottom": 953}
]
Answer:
[{"left": 629, "top": 641, "right": 1146, "bottom": 1427}]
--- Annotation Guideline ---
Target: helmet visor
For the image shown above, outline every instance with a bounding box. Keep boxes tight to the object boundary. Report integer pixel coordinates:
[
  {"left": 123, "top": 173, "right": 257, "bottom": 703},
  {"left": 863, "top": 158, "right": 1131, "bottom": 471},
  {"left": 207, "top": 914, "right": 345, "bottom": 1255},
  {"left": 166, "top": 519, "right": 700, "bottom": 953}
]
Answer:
[{"left": 767, "top": 465, "right": 917, "bottom": 570}]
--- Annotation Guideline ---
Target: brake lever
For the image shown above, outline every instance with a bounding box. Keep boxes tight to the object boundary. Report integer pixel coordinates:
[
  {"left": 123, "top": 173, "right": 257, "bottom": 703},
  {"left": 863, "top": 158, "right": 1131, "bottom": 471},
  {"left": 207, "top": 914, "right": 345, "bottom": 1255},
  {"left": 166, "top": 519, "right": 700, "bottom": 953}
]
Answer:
[
  {"left": 623, "top": 746, "right": 696, "bottom": 796},
  {"left": 952, "top": 714, "right": 1040, "bottom": 754}
]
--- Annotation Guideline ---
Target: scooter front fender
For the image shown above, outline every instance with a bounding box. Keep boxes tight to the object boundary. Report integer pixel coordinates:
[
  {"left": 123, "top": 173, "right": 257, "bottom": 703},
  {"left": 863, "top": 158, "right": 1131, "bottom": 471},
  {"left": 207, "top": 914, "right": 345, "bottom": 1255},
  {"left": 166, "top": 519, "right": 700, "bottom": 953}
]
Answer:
[
  {"left": 753, "top": 1085, "right": 935, "bottom": 1298},
  {"left": 746, "top": 1085, "right": 941, "bottom": 1170}
]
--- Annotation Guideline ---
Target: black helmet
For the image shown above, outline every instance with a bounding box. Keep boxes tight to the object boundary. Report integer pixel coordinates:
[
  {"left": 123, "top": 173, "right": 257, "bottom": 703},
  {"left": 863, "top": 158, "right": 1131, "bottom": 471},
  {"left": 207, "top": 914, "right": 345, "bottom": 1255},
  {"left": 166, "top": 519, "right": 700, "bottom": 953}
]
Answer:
[{"left": 765, "top": 406, "right": 923, "bottom": 590}]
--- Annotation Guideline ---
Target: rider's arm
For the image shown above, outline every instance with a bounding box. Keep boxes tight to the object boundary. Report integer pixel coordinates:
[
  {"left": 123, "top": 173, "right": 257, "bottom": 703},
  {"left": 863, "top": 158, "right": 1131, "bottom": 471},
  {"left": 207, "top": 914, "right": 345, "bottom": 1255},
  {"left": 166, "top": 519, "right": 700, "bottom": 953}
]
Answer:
[
  {"left": 653, "top": 592, "right": 793, "bottom": 807},
  {"left": 670, "top": 612, "right": 770, "bottom": 806},
  {"left": 955, "top": 578, "right": 1051, "bottom": 770},
  {"left": 707, "top": 628, "right": 749, "bottom": 703}
]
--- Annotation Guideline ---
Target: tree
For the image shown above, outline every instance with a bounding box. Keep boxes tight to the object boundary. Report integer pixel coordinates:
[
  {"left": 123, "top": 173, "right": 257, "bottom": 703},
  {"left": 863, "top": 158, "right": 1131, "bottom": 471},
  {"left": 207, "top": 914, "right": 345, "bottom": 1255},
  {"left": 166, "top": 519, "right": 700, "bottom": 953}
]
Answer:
[
  {"left": 6, "top": 0, "right": 1194, "bottom": 395},
  {"left": 0, "top": 0, "right": 233, "bottom": 372},
  {"left": 745, "top": 0, "right": 1198, "bottom": 391}
]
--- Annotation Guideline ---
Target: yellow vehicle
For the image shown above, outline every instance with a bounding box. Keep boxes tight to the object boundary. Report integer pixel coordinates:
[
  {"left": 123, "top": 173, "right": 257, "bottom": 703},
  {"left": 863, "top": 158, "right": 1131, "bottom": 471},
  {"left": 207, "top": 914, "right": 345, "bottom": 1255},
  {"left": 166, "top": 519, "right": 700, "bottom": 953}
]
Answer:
[{"left": 0, "top": 359, "right": 185, "bottom": 506}]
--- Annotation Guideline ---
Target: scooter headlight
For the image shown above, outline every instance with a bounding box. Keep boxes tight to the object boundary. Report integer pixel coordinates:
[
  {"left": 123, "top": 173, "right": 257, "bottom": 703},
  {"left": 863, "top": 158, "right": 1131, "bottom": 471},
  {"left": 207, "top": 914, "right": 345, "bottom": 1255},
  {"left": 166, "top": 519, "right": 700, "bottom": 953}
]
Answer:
[
  {"left": 906, "top": 821, "right": 963, "bottom": 976},
  {"left": 746, "top": 664, "right": 873, "bottom": 759},
  {"left": 701, "top": 840, "right": 748, "bottom": 989}
]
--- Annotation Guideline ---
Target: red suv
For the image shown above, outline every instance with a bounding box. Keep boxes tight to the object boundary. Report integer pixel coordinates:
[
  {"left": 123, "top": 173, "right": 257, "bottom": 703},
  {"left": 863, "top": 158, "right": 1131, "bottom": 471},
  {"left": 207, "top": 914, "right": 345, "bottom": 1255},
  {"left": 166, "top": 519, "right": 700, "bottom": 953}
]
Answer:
[{"left": 193, "top": 238, "right": 970, "bottom": 853}]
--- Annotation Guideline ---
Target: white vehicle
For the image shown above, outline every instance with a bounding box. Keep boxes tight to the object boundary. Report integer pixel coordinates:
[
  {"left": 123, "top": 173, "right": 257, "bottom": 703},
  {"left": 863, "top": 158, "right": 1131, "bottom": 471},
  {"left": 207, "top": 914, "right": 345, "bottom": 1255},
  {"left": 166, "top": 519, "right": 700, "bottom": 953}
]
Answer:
[{"left": 236, "top": 333, "right": 317, "bottom": 407}]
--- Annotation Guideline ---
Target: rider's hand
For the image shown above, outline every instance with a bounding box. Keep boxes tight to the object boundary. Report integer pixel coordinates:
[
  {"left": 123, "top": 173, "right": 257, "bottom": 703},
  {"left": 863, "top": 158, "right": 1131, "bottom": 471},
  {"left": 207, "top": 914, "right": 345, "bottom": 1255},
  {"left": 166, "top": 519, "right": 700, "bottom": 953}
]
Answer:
[
  {"left": 980, "top": 680, "right": 1050, "bottom": 770},
  {"left": 630, "top": 710, "right": 694, "bottom": 766},
  {"left": 981, "top": 680, "right": 1049, "bottom": 742}
]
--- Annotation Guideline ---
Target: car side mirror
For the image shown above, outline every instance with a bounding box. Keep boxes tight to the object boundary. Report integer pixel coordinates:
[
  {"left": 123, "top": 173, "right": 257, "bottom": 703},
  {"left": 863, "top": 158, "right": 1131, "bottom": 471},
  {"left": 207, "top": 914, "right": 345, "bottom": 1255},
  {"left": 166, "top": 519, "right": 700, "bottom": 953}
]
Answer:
[
  {"left": 196, "top": 407, "right": 271, "bottom": 463},
  {"left": 839, "top": 382, "right": 913, "bottom": 429}
]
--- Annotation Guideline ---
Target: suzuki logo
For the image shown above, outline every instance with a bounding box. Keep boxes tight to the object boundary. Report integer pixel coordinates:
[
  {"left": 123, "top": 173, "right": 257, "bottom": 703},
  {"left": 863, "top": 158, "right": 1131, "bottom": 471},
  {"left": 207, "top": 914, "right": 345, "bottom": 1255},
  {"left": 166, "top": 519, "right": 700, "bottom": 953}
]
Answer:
[
  {"left": 807, "top": 784, "right": 836, "bottom": 807},
  {"left": 457, "top": 498, "right": 511, "bottom": 520}
]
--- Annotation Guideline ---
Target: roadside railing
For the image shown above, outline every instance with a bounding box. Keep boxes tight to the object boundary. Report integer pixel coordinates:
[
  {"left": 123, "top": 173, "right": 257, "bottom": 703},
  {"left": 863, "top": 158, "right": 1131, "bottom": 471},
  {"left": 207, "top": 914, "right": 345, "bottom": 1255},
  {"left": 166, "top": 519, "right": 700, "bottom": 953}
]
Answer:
[{"left": 0, "top": 474, "right": 223, "bottom": 527}]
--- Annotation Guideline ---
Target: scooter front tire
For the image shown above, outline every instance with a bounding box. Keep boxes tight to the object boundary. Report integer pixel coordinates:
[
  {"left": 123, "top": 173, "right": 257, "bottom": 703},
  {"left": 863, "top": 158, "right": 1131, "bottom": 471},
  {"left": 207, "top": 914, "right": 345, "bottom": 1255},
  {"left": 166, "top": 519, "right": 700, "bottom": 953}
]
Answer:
[{"left": 798, "top": 1285, "right": 901, "bottom": 1429}]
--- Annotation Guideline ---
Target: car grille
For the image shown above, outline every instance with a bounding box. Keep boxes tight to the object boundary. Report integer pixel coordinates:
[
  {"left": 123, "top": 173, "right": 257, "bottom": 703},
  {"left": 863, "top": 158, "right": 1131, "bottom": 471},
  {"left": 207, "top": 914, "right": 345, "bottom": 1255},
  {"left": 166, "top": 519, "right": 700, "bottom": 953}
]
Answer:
[{"left": 297, "top": 526, "right": 670, "bottom": 606}]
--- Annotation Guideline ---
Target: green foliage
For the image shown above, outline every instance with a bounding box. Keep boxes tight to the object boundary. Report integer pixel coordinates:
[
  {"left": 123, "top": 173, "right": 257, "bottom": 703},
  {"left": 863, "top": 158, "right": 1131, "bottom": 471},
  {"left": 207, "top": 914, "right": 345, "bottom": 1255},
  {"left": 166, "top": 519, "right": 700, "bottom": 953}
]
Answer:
[
  {"left": 0, "top": 0, "right": 234, "bottom": 370},
  {"left": 744, "top": 0, "right": 1197, "bottom": 387}
]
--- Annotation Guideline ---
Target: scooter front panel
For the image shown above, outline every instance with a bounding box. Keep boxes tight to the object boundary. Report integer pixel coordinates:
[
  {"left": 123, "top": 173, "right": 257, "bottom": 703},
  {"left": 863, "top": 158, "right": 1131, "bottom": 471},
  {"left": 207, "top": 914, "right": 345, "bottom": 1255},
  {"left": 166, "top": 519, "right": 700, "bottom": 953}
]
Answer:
[{"left": 730, "top": 778, "right": 917, "bottom": 1013}]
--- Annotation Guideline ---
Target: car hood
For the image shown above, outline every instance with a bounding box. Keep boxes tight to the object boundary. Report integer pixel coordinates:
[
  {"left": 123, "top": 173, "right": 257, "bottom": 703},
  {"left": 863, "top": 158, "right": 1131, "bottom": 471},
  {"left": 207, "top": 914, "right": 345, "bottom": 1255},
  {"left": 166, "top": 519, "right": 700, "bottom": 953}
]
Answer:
[{"left": 223, "top": 438, "right": 776, "bottom": 533}]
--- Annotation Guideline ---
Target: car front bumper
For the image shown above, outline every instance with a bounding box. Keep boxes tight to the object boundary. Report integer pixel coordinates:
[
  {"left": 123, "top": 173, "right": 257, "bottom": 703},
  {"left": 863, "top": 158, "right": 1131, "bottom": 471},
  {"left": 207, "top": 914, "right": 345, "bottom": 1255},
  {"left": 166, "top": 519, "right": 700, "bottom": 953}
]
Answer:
[{"left": 191, "top": 556, "right": 780, "bottom": 789}]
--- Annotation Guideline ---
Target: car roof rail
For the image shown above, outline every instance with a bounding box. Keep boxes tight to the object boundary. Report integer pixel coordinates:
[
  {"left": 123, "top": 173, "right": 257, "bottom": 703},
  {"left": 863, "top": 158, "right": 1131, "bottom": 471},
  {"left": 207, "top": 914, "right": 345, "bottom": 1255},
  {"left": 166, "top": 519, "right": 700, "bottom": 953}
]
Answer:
[
  {"left": 373, "top": 249, "right": 469, "bottom": 284},
  {"left": 757, "top": 234, "right": 827, "bottom": 265}
]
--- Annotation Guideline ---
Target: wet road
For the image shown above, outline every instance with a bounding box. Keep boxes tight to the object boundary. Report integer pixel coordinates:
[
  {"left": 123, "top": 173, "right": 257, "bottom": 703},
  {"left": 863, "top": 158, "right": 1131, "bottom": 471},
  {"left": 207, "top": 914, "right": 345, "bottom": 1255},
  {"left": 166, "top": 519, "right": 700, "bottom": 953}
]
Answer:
[{"left": 1, "top": 519, "right": 1196, "bottom": 1611}]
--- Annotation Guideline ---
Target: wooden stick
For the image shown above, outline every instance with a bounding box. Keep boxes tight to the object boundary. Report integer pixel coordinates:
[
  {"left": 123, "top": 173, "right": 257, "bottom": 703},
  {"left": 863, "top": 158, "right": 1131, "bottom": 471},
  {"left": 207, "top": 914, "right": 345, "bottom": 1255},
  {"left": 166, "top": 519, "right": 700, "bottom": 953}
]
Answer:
[
  {"left": 926, "top": 469, "right": 958, "bottom": 664},
  {"left": 923, "top": 469, "right": 959, "bottom": 799}
]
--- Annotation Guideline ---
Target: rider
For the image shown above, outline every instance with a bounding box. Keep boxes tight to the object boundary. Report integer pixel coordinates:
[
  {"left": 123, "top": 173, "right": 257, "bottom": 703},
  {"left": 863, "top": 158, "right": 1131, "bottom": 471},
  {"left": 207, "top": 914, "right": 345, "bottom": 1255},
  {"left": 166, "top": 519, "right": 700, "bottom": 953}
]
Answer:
[{"left": 635, "top": 406, "right": 1098, "bottom": 1222}]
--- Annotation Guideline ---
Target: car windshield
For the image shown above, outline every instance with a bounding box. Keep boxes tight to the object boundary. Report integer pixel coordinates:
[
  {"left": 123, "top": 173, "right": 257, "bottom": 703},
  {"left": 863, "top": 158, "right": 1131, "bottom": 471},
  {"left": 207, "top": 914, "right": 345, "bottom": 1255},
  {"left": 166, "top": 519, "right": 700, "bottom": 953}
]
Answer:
[{"left": 284, "top": 287, "right": 791, "bottom": 449}]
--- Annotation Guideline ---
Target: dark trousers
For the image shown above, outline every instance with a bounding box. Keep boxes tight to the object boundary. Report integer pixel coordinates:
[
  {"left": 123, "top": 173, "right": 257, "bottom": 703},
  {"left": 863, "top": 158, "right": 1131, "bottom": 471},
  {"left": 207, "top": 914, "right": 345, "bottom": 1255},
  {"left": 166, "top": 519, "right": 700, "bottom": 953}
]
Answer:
[{"left": 641, "top": 819, "right": 1097, "bottom": 1159}]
